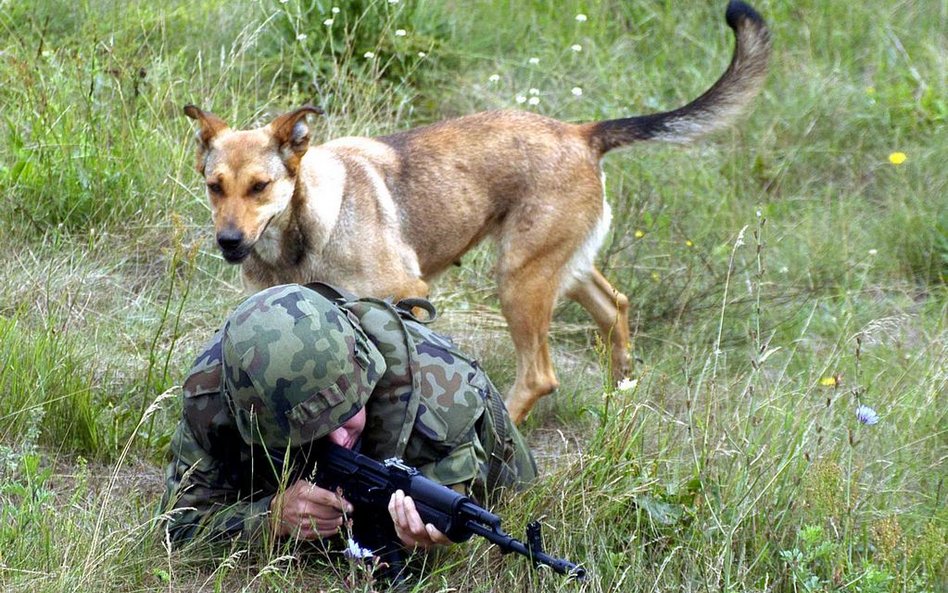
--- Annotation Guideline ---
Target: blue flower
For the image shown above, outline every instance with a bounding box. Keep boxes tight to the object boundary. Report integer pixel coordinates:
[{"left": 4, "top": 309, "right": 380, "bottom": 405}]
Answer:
[{"left": 855, "top": 404, "right": 880, "bottom": 426}]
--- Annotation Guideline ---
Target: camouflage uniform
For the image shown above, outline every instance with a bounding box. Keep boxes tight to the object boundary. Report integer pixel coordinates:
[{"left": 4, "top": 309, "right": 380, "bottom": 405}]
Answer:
[{"left": 162, "top": 284, "right": 536, "bottom": 544}]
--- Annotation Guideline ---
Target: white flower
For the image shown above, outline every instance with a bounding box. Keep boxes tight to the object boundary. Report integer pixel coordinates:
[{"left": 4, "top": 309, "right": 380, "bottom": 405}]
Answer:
[
  {"left": 868, "top": 249, "right": 878, "bottom": 256},
  {"left": 528, "top": 87, "right": 539, "bottom": 95},
  {"left": 345, "top": 537, "right": 374, "bottom": 559},
  {"left": 617, "top": 377, "right": 638, "bottom": 392},
  {"left": 296, "top": 33, "right": 308, "bottom": 42},
  {"left": 417, "top": 51, "right": 427, "bottom": 58},
  {"left": 515, "top": 95, "right": 527, "bottom": 104},
  {"left": 528, "top": 57, "right": 540, "bottom": 65},
  {"left": 488, "top": 74, "right": 500, "bottom": 83},
  {"left": 571, "top": 86, "right": 583, "bottom": 96},
  {"left": 388, "top": 0, "right": 399, "bottom": 4},
  {"left": 323, "top": 18, "right": 334, "bottom": 26},
  {"left": 570, "top": 44, "right": 582, "bottom": 52},
  {"left": 395, "top": 29, "right": 407, "bottom": 37},
  {"left": 331, "top": 6, "right": 340, "bottom": 13},
  {"left": 364, "top": 51, "right": 375, "bottom": 59},
  {"left": 528, "top": 96, "right": 540, "bottom": 105},
  {"left": 779, "top": 266, "right": 789, "bottom": 274},
  {"left": 575, "top": 13, "right": 587, "bottom": 22}
]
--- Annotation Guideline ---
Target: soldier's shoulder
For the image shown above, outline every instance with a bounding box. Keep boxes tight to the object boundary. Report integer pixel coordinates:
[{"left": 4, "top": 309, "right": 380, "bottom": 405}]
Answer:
[{"left": 182, "top": 331, "right": 224, "bottom": 399}]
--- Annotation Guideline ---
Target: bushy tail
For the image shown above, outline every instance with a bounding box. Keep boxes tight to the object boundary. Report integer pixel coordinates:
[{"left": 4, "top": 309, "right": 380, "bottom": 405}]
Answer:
[{"left": 586, "top": 1, "right": 771, "bottom": 154}]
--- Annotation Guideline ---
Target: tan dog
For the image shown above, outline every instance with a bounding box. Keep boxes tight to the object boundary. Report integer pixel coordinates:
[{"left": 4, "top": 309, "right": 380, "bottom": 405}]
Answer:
[{"left": 184, "top": 2, "right": 770, "bottom": 424}]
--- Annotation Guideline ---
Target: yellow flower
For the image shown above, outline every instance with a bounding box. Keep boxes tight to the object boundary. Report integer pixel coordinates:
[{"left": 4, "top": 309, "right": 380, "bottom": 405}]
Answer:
[
  {"left": 888, "top": 152, "right": 907, "bottom": 165},
  {"left": 685, "top": 239, "right": 694, "bottom": 247},
  {"left": 819, "top": 376, "right": 838, "bottom": 387},
  {"left": 650, "top": 272, "right": 660, "bottom": 282},
  {"left": 634, "top": 229, "right": 645, "bottom": 238}
]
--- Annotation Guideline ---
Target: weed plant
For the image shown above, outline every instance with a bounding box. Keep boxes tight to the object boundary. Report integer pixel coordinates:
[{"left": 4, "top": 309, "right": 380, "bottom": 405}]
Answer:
[{"left": 0, "top": 0, "right": 944, "bottom": 592}]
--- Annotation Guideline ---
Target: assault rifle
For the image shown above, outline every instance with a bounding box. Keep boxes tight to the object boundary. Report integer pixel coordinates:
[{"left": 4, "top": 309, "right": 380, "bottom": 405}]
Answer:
[{"left": 302, "top": 441, "right": 586, "bottom": 581}]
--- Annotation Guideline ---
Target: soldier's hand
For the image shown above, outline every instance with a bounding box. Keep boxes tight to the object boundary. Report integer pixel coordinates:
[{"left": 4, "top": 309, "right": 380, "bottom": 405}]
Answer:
[
  {"left": 388, "top": 489, "right": 452, "bottom": 550},
  {"left": 271, "top": 479, "right": 353, "bottom": 539}
]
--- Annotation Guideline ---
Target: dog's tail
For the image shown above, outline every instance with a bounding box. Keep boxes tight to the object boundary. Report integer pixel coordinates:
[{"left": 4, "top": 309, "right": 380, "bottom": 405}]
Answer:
[{"left": 585, "top": 1, "right": 771, "bottom": 155}]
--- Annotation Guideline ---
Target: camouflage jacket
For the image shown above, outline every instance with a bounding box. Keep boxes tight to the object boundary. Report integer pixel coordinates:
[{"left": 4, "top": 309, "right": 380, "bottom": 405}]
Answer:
[{"left": 162, "top": 293, "right": 536, "bottom": 544}]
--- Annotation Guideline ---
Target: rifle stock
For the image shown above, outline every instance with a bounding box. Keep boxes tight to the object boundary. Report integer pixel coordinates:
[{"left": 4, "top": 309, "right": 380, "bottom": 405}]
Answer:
[{"left": 311, "top": 441, "right": 586, "bottom": 579}]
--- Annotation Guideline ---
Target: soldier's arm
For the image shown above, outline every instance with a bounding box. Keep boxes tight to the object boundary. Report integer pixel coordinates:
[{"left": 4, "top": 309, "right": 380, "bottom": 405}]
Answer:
[{"left": 161, "top": 418, "right": 275, "bottom": 545}]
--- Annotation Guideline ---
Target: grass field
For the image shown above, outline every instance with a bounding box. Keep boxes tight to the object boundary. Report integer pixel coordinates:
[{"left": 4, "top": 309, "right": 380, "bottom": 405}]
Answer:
[{"left": 0, "top": 0, "right": 945, "bottom": 591}]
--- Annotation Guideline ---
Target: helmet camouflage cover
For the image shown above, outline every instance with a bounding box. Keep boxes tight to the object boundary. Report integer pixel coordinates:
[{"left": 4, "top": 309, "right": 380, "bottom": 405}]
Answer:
[{"left": 221, "top": 284, "right": 386, "bottom": 449}]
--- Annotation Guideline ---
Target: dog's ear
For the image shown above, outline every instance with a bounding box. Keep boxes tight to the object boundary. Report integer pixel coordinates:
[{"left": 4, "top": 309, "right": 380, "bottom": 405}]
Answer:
[
  {"left": 269, "top": 105, "right": 324, "bottom": 173},
  {"left": 183, "top": 105, "right": 229, "bottom": 174}
]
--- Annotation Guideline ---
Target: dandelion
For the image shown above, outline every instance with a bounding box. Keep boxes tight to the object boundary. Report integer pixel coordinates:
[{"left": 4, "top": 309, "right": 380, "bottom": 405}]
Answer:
[
  {"left": 819, "top": 376, "right": 839, "bottom": 387},
  {"left": 634, "top": 229, "right": 645, "bottom": 238},
  {"left": 515, "top": 95, "right": 527, "bottom": 104},
  {"left": 363, "top": 51, "right": 375, "bottom": 59},
  {"left": 395, "top": 29, "right": 407, "bottom": 37},
  {"left": 571, "top": 86, "right": 583, "bottom": 96},
  {"left": 528, "top": 57, "right": 540, "bottom": 65},
  {"left": 528, "top": 97, "right": 540, "bottom": 106},
  {"left": 528, "top": 88, "right": 539, "bottom": 96},
  {"left": 488, "top": 74, "right": 500, "bottom": 83},
  {"left": 888, "top": 152, "right": 907, "bottom": 165},
  {"left": 323, "top": 18, "right": 334, "bottom": 26},
  {"left": 570, "top": 44, "right": 583, "bottom": 52},
  {"left": 296, "top": 33, "right": 308, "bottom": 42},
  {"left": 855, "top": 404, "right": 880, "bottom": 426},
  {"left": 575, "top": 13, "right": 587, "bottom": 22},
  {"left": 617, "top": 377, "right": 638, "bottom": 392}
]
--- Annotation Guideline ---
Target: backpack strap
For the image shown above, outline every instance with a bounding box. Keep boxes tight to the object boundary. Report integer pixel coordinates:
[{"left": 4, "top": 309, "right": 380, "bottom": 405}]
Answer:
[
  {"left": 484, "top": 385, "right": 511, "bottom": 492},
  {"left": 303, "top": 281, "right": 360, "bottom": 304}
]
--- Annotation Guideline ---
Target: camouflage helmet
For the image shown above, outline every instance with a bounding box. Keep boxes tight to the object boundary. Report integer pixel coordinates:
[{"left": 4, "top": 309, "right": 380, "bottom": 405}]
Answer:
[{"left": 220, "top": 284, "right": 386, "bottom": 449}]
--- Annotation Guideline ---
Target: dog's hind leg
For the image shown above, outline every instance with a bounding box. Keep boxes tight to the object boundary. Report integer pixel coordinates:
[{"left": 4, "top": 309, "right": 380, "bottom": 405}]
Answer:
[
  {"left": 564, "top": 267, "right": 631, "bottom": 383},
  {"left": 499, "top": 267, "right": 561, "bottom": 425}
]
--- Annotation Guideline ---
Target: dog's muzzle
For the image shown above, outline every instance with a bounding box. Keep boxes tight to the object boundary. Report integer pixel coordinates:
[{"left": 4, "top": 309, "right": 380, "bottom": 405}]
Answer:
[{"left": 217, "top": 228, "right": 251, "bottom": 263}]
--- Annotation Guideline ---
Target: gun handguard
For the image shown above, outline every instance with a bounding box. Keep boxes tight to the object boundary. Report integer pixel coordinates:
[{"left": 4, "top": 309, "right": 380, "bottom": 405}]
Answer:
[{"left": 312, "top": 441, "right": 586, "bottom": 579}]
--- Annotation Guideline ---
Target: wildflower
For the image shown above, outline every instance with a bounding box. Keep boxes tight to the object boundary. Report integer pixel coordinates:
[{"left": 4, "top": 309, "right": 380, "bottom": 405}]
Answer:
[
  {"left": 323, "top": 18, "right": 334, "bottom": 26},
  {"left": 528, "top": 88, "right": 539, "bottom": 96},
  {"left": 868, "top": 248, "right": 878, "bottom": 256},
  {"left": 488, "top": 74, "right": 500, "bottom": 83},
  {"left": 888, "top": 152, "right": 907, "bottom": 165},
  {"left": 779, "top": 266, "right": 789, "bottom": 274},
  {"left": 515, "top": 95, "right": 527, "bottom": 104},
  {"left": 819, "top": 376, "right": 838, "bottom": 387},
  {"left": 571, "top": 86, "right": 583, "bottom": 96},
  {"left": 345, "top": 537, "right": 374, "bottom": 559},
  {"left": 417, "top": 51, "right": 426, "bottom": 58},
  {"left": 855, "top": 404, "right": 879, "bottom": 426},
  {"left": 388, "top": 0, "right": 399, "bottom": 4},
  {"left": 363, "top": 51, "right": 375, "bottom": 59},
  {"left": 617, "top": 377, "right": 638, "bottom": 392},
  {"left": 296, "top": 33, "right": 308, "bottom": 42},
  {"left": 331, "top": 6, "right": 340, "bottom": 13},
  {"left": 395, "top": 29, "right": 407, "bottom": 37},
  {"left": 528, "top": 57, "right": 540, "bottom": 65},
  {"left": 650, "top": 271, "right": 660, "bottom": 282},
  {"left": 575, "top": 13, "right": 587, "bottom": 22},
  {"left": 528, "top": 97, "right": 540, "bottom": 106},
  {"left": 634, "top": 229, "right": 645, "bottom": 238},
  {"left": 571, "top": 44, "right": 582, "bottom": 52},
  {"left": 685, "top": 239, "right": 694, "bottom": 247}
]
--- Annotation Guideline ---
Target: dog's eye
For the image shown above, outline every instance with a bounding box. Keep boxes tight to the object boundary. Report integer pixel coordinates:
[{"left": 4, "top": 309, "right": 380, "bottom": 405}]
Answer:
[
  {"left": 250, "top": 181, "right": 270, "bottom": 194},
  {"left": 207, "top": 182, "right": 223, "bottom": 194}
]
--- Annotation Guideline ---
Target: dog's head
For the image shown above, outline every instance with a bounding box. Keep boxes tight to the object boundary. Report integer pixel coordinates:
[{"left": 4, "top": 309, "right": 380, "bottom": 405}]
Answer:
[{"left": 184, "top": 105, "right": 323, "bottom": 263}]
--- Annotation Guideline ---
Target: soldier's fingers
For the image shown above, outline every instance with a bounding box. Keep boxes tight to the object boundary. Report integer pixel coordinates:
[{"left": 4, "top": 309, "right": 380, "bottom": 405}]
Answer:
[
  {"left": 402, "top": 495, "right": 427, "bottom": 536},
  {"left": 298, "top": 482, "right": 353, "bottom": 514},
  {"left": 425, "top": 523, "right": 452, "bottom": 545}
]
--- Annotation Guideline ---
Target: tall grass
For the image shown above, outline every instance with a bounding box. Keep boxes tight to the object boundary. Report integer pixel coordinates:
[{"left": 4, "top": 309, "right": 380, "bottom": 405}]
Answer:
[{"left": 0, "top": 0, "right": 944, "bottom": 591}]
